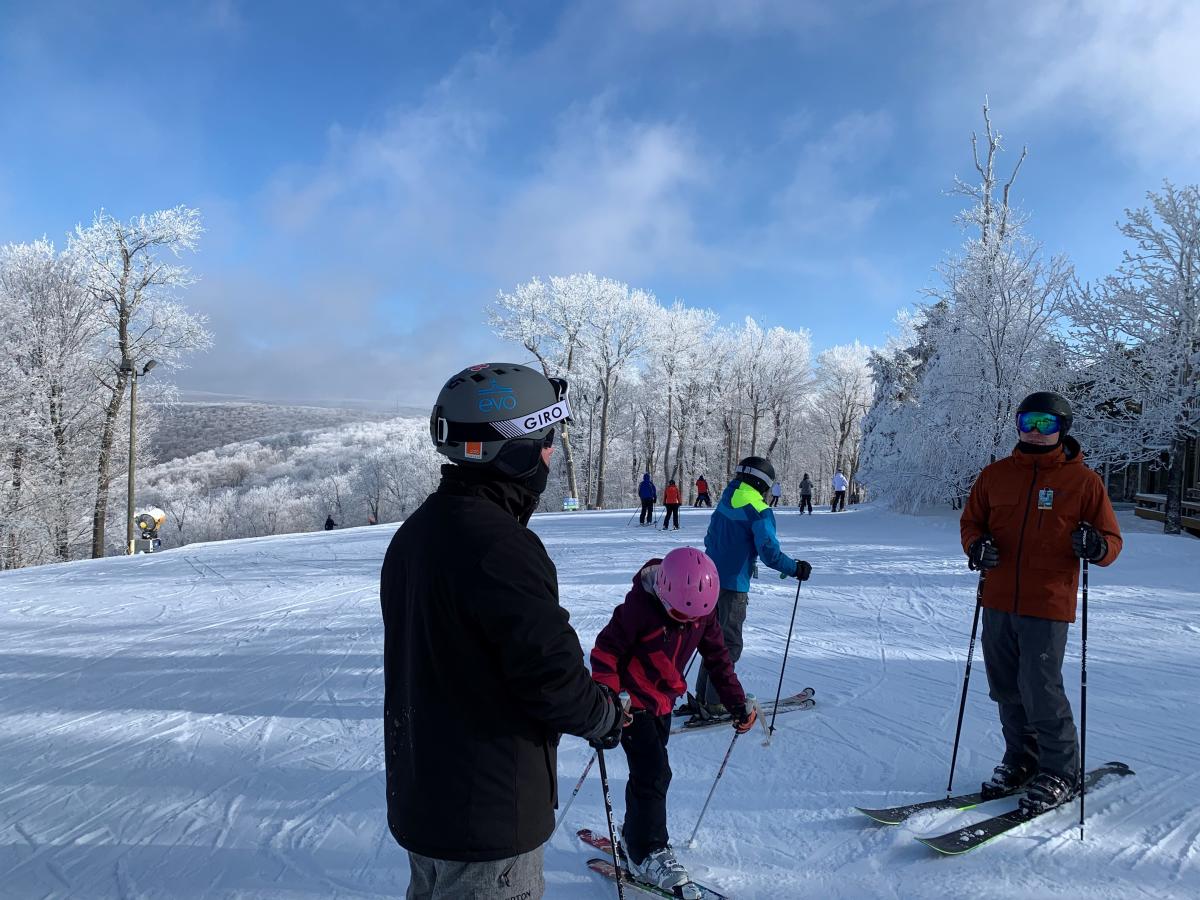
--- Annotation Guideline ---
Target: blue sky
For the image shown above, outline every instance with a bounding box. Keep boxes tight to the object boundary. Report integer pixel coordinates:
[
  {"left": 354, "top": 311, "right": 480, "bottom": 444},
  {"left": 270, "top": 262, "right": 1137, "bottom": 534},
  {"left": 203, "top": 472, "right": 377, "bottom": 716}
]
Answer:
[{"left": 1, "top": 0, "right": 1197, "bottom": 407}]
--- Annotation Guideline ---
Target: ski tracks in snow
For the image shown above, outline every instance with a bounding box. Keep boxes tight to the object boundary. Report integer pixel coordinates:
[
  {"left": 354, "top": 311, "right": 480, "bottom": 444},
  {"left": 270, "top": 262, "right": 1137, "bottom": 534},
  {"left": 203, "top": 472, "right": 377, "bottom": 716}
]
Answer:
[{"left": 0, "top": 510, "right": 1196, "bottom": 897}]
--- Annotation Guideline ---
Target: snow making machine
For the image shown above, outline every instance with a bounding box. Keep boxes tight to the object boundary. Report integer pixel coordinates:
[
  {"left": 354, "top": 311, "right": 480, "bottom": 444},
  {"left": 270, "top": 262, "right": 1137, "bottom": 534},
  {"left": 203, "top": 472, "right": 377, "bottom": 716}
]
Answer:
[{"left": 133, "top": 507, "right": 166, "bottom": 553}]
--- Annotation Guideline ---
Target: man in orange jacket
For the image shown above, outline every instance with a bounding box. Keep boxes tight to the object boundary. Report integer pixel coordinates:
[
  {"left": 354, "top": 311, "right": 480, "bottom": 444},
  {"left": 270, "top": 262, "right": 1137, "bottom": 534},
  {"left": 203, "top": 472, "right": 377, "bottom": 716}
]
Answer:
[{"left": 960, "top": 391, "right": 1122, "bottom": 815}]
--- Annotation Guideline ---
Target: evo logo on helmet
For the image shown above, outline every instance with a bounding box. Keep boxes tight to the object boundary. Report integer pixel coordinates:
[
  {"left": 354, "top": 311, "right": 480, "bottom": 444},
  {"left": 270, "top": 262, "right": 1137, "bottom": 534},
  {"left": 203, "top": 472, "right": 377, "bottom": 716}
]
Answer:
[{"left": 478, "top": 378, "right": 517, "bottom": 413}]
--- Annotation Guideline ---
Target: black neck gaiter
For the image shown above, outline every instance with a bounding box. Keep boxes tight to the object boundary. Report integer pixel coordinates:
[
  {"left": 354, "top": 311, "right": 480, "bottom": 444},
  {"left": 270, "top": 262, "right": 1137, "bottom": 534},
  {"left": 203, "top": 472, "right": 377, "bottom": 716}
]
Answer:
[{"left": 1017, "top": 439, "right": 1060, "bottom": 455}]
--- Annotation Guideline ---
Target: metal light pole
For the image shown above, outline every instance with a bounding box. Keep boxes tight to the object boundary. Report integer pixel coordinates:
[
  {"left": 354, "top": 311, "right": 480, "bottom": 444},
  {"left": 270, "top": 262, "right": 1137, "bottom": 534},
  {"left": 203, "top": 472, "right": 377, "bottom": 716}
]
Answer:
[{"left": 124, "top": 358, "right": 158, "bottom": 555}]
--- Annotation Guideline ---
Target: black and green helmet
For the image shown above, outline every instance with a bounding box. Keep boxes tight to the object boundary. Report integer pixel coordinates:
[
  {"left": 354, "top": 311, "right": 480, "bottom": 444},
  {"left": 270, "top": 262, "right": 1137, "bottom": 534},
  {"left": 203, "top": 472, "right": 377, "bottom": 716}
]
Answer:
[
  {"left": 734, "top": 456, "right": 775, "bottom": 495},
  {"left": 430, "top": 363, "right": 571, "bottom": 479}
]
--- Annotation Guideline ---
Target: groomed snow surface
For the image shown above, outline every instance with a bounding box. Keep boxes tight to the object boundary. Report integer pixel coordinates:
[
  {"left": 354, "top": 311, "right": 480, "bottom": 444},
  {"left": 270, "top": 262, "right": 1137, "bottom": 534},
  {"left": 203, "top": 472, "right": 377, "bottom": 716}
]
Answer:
[{"left": 1, "top": 504, "right": 1197, "bottom": 899}]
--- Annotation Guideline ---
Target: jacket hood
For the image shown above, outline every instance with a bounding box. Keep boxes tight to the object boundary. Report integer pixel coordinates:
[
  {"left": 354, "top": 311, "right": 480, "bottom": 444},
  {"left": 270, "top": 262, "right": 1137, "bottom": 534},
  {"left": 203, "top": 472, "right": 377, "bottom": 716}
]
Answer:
[
  {"left": 636, "top": 558, "right": 663, "bottom": 596},
  {"left": 437, "top": 463, "right": 540, "bottom": 524}
]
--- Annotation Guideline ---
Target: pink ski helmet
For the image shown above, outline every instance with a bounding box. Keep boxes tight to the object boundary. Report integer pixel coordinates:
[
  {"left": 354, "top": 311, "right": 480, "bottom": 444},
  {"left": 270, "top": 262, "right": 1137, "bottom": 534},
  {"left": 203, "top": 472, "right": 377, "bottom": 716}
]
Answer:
[{"left": 655, "top": 547, "right": 720, "bottom": 621}]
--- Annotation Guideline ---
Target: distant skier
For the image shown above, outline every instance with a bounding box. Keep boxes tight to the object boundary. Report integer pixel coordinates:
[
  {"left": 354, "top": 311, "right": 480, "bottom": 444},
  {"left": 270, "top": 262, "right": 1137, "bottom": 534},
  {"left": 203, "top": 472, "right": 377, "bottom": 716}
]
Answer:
[
  {"left": 684, "top": 456, "right": 811, "bottom": 718},
  {"left": 381, "top": 363, "right": 623, "bottom": 899},
  {"left": 694, "top": 475, "right": 712, "bottom": 508},
  {"left": 960, "top": 391, "right": 1122, "bottom": 815},
  {"left": 638, "top": 473, "right": 658, "bottom": 526},
  {"left": 324, "top": 515, "right": 337, "bottom": 531},
  {"left": 662, "top": 479, "right": 682, "bottom": 530},
  {"left": 799, "top": 473, "right": 813, "bottom": 515},
  {"left": 591, "top": 548, "right": 755, "bottom": 896},
  {"left": 769, "top": 480, "right": 782, "bottom": 507},
  {"left": 831, "top": 469, "right": 848, "bottom": 512}
]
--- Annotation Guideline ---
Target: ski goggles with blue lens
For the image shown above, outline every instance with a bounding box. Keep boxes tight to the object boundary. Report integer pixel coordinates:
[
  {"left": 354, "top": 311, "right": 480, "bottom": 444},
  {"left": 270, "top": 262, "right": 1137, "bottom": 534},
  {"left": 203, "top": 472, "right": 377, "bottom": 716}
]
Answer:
[{"left": 1016, "top": 411, "right": 1062, "bottom": 435}]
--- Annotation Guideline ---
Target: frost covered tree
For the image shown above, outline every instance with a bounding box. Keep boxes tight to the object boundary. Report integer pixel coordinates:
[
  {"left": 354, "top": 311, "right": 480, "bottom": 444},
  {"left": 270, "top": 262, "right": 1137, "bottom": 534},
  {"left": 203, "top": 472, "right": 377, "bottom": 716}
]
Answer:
[
  {"left": 488, "top": 274, "right": 821, "bottom": 509},
  {"left": 70, "top": 207, "right": 211, "bottom": 557},
  {"left": 813, "top": 342, "right": 874, "bottom": 489},
  {"left": 646, "top": 301, "right": 718, "bottom": 485},
  {"left": 0, "top": 241, "right": 107, "bottom": 566},
  {"left": 1066, "top": 182, "right": 1200, "bottom": 534},
  {"left": 859, "top": 103, "right": 1070, "bottom": 509},
  {"left": 581, "top": 279, "right": 656, "bottom": 508},
  {"left": 489, "top": 275, "right": 592, "bottom": 500}
]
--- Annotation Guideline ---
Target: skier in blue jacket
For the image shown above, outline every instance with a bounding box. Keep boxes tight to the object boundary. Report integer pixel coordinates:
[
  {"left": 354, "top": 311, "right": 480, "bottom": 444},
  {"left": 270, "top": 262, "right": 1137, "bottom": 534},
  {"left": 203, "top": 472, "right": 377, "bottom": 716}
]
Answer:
[
  {"left": 688, "top": 456, "right": 812, "bottom": 717},
  {"left": 637, "top": 473, "right": 658, "bottom": 526}
]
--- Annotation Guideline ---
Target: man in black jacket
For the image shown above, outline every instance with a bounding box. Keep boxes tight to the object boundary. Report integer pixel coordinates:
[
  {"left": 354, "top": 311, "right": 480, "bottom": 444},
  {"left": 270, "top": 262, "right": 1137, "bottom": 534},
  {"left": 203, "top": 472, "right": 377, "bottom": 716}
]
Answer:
[{"left": 381, "top": 362, "right": 622, "bottom": 900}]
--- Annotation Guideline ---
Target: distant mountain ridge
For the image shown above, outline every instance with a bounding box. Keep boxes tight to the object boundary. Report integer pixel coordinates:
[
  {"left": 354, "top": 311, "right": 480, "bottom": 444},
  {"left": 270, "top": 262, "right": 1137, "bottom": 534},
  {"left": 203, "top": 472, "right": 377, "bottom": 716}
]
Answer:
[{"left": 150, "top": 401, "right": 418, "bottom": 462}]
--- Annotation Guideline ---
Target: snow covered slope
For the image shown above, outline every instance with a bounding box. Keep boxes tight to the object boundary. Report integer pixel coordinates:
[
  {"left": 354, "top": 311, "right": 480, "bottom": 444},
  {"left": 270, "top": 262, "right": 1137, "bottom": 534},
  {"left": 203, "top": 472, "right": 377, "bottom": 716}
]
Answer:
[{"left": 1, "top": 505, "right": 1196, "bottom": 898}]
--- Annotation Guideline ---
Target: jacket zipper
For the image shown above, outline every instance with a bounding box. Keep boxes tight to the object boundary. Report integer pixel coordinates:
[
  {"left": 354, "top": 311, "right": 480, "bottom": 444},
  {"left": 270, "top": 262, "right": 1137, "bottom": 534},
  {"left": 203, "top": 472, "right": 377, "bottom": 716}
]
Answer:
[
  {"left": 1013, "top": 461, "right": 1039, "bottom": 614},
  {"left": 670, "top": 627, "right": 687, "bottom": 698}
]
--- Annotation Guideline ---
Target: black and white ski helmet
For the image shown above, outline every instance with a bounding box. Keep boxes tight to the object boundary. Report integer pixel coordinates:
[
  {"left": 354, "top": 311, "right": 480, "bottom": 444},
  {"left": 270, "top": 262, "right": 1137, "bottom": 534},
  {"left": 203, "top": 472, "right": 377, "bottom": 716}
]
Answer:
[
  {"left": 1016, "top": 391, "right": 1072, "bottom": 435},
  {"left": 734, "top": 456, "right": 775, "bottom": 495},
  {"left": 430, "top": 363, "right": 571, "bottom": 479}
]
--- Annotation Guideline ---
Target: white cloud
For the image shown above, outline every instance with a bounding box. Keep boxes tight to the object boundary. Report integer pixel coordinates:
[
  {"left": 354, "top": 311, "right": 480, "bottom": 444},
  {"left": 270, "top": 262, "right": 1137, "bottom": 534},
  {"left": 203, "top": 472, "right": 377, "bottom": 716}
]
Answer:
[
  {"left": 772, "top": 111, "right": 894, "bottom": 237},
  {"left": 959, "top": 0, "right": 1200, "bottom": 163},
  {"left": 491, "top": 103, "right": 710, "bottom": 280}
]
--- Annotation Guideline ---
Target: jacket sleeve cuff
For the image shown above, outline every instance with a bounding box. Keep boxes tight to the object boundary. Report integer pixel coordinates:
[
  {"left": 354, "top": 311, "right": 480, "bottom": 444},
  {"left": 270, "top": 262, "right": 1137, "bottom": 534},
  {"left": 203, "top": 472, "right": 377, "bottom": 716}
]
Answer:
[{"left": 581, "top": 691, "right": 617, "bottom": 742}]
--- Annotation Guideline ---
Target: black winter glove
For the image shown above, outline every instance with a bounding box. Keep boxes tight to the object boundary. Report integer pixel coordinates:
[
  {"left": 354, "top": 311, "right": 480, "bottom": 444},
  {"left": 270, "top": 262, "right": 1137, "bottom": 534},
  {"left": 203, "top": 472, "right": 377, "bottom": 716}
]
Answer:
[
  {"left": 968, "top": 537, "right": 1000, "bottom": 571},
  {"left": 1072, "top": 524, "right": 1107, "bottom": 562},
  {"left": 588, "top": 685, "right": 628, "bottom": 751},
  {"left": 780, "top": 560, "right": 812, "bottom": 581}
]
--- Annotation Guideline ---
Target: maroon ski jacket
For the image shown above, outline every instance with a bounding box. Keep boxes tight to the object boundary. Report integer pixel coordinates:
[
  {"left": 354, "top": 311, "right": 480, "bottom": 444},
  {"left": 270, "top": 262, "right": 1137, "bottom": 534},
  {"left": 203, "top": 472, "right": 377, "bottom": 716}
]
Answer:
[{"left": 591, "top": 559, "right": 746, "bottom": 716}]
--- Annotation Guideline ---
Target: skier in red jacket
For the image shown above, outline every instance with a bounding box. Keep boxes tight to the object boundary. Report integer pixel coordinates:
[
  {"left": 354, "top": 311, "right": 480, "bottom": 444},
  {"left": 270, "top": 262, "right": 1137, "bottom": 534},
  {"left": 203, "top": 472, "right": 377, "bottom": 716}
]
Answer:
[
  {"left": 591, "top": 548, "right": 755, "bottom": 896},
  {"left": 662, "top": 480, "right": 682, "bottom": 530}
]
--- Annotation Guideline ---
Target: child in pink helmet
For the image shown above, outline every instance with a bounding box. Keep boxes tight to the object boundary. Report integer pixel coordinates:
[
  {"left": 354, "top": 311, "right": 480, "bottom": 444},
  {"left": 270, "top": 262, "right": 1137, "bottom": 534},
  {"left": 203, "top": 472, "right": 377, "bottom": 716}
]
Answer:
[{"left": 590, "top": 547, "right": 755, "bottom": 895}]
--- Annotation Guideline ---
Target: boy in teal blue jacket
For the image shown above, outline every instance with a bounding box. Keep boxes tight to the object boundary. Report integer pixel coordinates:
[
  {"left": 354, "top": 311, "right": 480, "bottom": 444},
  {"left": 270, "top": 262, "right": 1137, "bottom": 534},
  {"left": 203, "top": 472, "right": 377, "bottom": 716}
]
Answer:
[{"left": 690, "top": 456, "right": 812, "bottom": 715}]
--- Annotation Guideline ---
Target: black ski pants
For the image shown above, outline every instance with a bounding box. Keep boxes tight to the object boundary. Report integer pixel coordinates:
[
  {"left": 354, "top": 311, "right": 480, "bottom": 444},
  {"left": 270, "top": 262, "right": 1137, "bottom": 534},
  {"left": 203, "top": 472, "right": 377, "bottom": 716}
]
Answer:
[
  {"left": 621, "top": 710, "right": 672, "bottom": 865},
  {"left": 694, "top": 492, "right": 712, "bottom": 508},
  {"left": 800, "top": 495, "right": 813, "bottom": 514},
  {"left": 982, "top": 608, "right": 1078, "bottom": 782},
  {"left": 639, "top": 499, "right": 655, "bottom": 525},
  {"left": 662, "top": 504, "right": 680, "bottom": 529},
  {"left": 831, "top": 490, "right": 846, "bottom": 512},
  {"left": 694, "top": 590, "right": 748, "bottom": 706},
  {"left": 768, "top": 495, "right": 780, "bottom": 507}
]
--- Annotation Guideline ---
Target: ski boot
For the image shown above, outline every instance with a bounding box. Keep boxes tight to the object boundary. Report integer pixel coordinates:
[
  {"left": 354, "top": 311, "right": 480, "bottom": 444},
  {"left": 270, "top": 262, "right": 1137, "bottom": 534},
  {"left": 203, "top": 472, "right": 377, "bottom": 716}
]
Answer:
[
  {"left": 685, "top": 702, "right": 727, "bottom": 727},
  {"left": 980, "top": 762, "right": 1034, "bottom": 800},
  {"left": 627, "top": 846, "right": 701, "bottom": 900},
  {"left": 1018, "top": 771, "right": 1078, "bottom": 815}
]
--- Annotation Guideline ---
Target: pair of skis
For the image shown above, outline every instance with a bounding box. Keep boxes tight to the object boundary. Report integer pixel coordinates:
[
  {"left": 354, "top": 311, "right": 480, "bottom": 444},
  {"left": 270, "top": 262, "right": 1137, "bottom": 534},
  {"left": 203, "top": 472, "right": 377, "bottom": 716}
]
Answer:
[
  {"left": 856, "top": 761, "right": 1133, "bottom": 854},
  {"left": 670, "top": 687, "right": 815, "bottom": 735},
  {"left": 578, "top": 828, "right": 728, "bottom": 899}
]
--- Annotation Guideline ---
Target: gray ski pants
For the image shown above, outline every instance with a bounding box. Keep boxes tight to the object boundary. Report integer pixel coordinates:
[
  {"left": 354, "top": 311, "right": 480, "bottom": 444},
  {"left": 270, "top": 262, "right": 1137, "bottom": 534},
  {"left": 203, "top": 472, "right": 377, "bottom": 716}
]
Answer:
[
  {"left": 406, "top": 846, "right": 543, "bottom": 900},
  {"left": 694, "top": 589, "right": 748, "bottom": 706},
  {"left": 981, "top": 608, "right": 1078, "bottom": 781}
]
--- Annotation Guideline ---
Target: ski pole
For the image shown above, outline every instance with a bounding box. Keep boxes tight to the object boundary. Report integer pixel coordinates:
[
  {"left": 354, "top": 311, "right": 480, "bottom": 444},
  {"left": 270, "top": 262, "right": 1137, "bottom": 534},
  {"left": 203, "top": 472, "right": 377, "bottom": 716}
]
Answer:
[
  {"left": 596, "top": 748, "right": 625, "bottom": 900},
  {"left": 767, "top": 576, "right": 803, "bottom": 742},
  {"left": 681, "top": 650, "right": 698, "bottom": 683},
  {"left": 550, "top": 751, "right": 595, "bottom": 840},
  {"left": 1080, "top": 547, "right": 1089, "bottom": 841},
  {"left": 946, "top": 568, "right": 986, "bottom": 796},
  {"left": 688, "top": 728, "right": 741, "bottom": 848}
]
